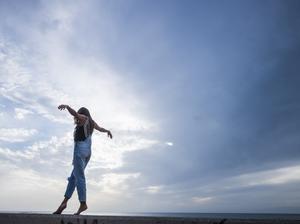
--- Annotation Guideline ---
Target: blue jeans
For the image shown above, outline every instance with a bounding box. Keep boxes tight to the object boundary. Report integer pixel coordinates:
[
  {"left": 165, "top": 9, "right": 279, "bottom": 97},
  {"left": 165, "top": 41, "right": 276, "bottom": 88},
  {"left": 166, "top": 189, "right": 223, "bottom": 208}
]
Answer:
[{"left": 64, "top": 136, "right": 91, "bottom": 202}]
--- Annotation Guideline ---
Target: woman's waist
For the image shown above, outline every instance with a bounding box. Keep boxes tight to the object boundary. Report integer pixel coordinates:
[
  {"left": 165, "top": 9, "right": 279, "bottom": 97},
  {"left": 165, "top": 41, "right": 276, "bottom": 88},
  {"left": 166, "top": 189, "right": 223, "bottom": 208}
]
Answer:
[{"left": 74, "top": 137, "right": 92, "bottom": 147}]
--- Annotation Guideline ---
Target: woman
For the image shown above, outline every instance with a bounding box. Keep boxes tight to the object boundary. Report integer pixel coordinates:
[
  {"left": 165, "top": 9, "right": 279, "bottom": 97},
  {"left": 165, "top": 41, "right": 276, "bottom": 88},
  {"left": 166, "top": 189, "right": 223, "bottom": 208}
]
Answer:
[{"left": 53, "top": 104, "right": 112, "bottom": 215}]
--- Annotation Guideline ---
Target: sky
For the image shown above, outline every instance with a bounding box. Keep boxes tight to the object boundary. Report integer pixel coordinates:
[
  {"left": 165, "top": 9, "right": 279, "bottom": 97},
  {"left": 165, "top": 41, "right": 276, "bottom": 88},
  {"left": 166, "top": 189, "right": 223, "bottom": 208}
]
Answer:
[{"left": 0, "top": 0, "right": 300, "bottom": 214}]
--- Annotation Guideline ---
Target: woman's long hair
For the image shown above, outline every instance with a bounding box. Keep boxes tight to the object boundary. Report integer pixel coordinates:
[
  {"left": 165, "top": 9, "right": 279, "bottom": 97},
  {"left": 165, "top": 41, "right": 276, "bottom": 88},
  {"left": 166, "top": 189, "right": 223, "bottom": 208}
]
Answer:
[{"left": 77, "top": 107, "right": 94, "bottom": 135}]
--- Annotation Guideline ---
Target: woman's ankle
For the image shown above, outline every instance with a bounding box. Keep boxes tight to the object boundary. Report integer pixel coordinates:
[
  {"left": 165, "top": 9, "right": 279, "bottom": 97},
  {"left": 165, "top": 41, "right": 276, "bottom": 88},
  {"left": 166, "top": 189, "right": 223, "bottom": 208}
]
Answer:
[
  {"left": 62, "top": 196, "right": 69, "bottom": 204},
  {"left": 80, "top": 201, "right": 87, "bottom": 205}
]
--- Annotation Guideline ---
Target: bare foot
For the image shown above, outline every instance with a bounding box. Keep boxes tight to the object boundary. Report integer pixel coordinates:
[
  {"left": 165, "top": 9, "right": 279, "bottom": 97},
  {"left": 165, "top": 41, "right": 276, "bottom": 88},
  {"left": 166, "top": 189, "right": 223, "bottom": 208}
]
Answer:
[
  {"left": 74, "top": 203, "right": 88, "bottom": 215},
  {"left": 53, "top": 202, "right": 67, "bottom": 214}
]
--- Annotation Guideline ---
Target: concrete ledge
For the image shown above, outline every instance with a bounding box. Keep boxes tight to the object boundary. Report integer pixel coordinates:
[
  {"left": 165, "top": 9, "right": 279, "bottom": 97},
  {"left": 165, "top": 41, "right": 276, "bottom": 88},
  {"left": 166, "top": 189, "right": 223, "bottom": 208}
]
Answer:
[{"left": 0, "top": 213, "right": 299, "bottom": 224}]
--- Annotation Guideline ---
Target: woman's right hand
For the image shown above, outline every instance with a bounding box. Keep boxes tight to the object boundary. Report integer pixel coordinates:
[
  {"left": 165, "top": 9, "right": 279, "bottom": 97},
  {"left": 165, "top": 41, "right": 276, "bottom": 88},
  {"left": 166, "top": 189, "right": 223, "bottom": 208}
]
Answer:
[{"left": 107, "top": 130, "right": 113, "bottom": 139}]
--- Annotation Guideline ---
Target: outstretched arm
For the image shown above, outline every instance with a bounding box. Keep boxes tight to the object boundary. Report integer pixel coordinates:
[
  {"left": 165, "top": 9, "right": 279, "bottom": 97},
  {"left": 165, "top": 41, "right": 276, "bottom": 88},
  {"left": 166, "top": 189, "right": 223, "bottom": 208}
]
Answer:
[
  {"left": 58, "top": 104, "right": 87, "bottom": 123},
  {"left": 94, "top": 121, "right": 113, "bottom": 139}
]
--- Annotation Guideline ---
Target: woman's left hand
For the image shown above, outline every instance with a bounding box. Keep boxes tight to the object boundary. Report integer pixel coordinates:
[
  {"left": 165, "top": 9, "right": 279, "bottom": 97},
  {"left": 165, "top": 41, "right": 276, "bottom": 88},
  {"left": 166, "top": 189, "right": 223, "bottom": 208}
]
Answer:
[{"left": 58, "top": 104, "right": 68, "bottom": 110}]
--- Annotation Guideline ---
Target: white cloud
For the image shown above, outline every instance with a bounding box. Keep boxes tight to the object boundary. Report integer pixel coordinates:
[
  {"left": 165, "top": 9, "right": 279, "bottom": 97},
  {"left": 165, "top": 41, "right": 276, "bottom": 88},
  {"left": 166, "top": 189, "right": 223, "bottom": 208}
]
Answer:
[
  {"left": 0, "top": 161, "right": 65, "bottom": 211},
  {"left": 28, "top": 132, "right": 73, "bottom": 154},
  {"left": 89, "top": 134, "right": 159, "bottom": 170},
  {"left": 190, "top": 164, "right": 300, "bottom": 200},
  {"left": 146, "top": 185, "right": 164, "bottom": 194},
  {"left": 0, "top": 147, "right": 35, "bottom": 160},
  {"left": 192, "top": 196, "right": 214, "bottom": 204},
  {"left": 0, "top": 39, "right": 71, "bottom": 124},
  {"left": 14, "top": 107, "right": 33, "bottom": 120},
  {"left": 0, "top": 128, "right": 37, "bottom": 142},
  {"left": 0, "top": 131, "right": 73, "bottom": 170},
  {"left": 231, "top": 165, "right": 300, "bottom": 187},
  {"left": 90, "top": 172, "right": 140, "bottom": 195}
]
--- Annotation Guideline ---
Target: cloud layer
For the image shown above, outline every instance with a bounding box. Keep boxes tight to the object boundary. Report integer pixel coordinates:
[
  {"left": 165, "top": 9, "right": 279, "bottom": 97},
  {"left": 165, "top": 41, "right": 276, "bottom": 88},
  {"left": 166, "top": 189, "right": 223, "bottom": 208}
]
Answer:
[{"left": 1, "top": 0, "right": 300, "bottom": 213}]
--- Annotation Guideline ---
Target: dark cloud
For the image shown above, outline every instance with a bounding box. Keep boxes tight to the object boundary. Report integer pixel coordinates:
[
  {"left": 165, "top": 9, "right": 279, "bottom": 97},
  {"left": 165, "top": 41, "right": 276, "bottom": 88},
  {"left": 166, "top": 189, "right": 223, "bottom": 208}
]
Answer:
[{"left": 119, "top": 0, "right": 300, "bottom": 190}]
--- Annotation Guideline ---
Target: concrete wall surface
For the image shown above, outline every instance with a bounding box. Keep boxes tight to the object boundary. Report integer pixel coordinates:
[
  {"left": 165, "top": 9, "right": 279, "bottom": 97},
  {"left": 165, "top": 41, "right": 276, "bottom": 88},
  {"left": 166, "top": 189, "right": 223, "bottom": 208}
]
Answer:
[{"left": 0, "top": 213, "right": 299, "bottom": 224}]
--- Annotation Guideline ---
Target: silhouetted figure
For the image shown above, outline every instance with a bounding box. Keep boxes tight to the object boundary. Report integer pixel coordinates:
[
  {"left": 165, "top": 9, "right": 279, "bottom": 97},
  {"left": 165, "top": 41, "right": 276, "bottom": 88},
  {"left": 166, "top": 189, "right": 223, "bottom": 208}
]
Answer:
[{"left": 53, "top": 105, "right": 112, "bottom": 215}]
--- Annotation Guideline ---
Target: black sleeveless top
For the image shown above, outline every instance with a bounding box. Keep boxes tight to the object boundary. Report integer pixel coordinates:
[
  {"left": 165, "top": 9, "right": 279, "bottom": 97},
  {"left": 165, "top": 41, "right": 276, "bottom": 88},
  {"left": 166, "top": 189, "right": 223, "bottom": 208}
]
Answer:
[{"left": 74, "top": 118, "right": 92, "bottom": 141}]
